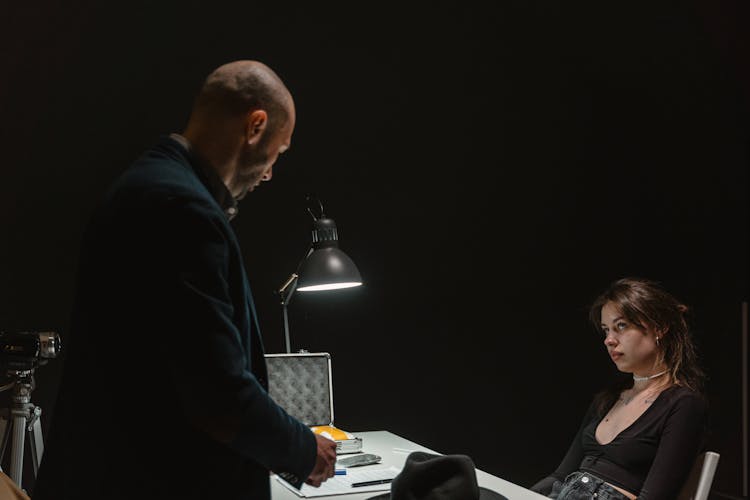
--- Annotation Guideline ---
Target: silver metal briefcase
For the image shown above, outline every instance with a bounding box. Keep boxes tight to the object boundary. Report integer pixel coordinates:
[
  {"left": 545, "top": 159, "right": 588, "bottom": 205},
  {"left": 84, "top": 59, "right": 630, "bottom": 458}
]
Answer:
[{"left": 264, "top": 352, "right": 362, "bottom": 454}]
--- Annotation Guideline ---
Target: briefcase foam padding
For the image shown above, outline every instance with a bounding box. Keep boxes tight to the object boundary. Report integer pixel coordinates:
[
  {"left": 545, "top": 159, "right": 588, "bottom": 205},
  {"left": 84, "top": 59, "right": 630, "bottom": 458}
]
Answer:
[{"left": 265, "top": 353, "right": 333, "bottom": 426}]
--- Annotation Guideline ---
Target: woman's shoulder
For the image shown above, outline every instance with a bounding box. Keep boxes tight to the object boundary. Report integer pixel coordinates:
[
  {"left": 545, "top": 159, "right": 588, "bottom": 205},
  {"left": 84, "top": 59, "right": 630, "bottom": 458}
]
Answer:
[
  {"left": 662, "top": 384, "right": 703, "bottom": 400},
  {"left": 659, "top": 385, "right": 708, "bottom": 417}
]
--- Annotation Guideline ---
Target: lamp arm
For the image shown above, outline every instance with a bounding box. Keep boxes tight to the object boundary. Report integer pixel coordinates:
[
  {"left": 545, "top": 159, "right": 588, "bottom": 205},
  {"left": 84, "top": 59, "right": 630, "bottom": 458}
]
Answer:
[
  {"left": 276, "top": 247, "right": 314, "bottom": 353},
  {"left": 277, "top": 247, "right": 315, "bottom": 306},
  {"left": 278, "top": 273, "right": 299, "bottom": 307},
  {"left": 277, "top": 273, "right": 299, "bottom": 354}
]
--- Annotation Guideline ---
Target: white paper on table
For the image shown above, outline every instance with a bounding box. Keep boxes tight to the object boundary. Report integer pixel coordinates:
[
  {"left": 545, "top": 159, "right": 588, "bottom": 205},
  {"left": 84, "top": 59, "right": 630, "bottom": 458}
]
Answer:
[{"left": 275, "top": 466, "right": 400, "bottom": 498}]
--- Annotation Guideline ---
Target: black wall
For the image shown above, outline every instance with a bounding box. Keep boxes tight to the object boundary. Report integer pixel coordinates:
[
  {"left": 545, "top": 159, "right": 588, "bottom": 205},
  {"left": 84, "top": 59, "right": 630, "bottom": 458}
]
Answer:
[{"left": 1, "top": 1, "right": 748, "bottom": 497}]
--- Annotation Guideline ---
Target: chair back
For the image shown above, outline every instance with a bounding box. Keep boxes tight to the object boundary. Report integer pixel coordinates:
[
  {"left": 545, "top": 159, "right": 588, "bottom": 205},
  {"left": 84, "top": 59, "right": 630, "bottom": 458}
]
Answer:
[{"left": 677, "top": 451, "right": 720, "bottom": 500}]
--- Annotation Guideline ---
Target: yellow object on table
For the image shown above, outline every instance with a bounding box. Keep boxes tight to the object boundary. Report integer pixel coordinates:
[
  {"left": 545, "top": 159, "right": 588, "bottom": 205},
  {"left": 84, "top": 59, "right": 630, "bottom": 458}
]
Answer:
[
  {"left": 310, "top": 425, "right": 363, "bottom": 454},
  {"left": 311, "top": 425, "right": 355, "bottom": 441}
]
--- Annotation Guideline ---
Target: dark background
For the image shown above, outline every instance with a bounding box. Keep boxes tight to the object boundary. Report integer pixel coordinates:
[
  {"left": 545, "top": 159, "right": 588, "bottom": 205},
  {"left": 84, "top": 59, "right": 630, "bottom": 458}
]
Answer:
[{"left": 1, "top": 1, "right": 748, "bottom": 498}]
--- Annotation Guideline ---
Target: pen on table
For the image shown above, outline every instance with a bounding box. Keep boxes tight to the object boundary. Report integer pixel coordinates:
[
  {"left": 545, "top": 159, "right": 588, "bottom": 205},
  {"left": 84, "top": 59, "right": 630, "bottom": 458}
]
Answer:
[
  {"left": 335, "top": 469, "right": 347, "bottom": 475},
  {"left": 352, "top": 478, "right": 393, "bottom": 488}
]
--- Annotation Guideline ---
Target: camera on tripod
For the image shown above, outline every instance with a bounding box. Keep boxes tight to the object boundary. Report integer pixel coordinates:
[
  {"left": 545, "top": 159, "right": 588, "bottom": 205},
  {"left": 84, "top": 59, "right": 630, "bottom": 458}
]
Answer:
[
  {"left": 0, "top": 330, "right": 61, "bottom": 491},
  {"left": 0, "top": 331, "right": 61, "bottom": 374}
]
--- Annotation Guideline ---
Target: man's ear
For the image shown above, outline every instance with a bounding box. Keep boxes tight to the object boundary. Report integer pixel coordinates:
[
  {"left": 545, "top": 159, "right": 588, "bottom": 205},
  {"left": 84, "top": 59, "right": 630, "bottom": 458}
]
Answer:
[{"left": 245, "top": 109, "right": 268, "bottom": 145}]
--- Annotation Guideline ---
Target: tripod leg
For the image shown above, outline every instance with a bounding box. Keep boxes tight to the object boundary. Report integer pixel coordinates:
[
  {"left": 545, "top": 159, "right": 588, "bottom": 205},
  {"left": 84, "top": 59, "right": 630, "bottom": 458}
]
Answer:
[
  {"left": 9, "top": 414, "right": 26, "bottom": 487},
  {"left": 0, "top": 411, "right": 8, "bottom": 472},
  {"left": 28, "top": 408, "right": 43, "bottom": 477}
]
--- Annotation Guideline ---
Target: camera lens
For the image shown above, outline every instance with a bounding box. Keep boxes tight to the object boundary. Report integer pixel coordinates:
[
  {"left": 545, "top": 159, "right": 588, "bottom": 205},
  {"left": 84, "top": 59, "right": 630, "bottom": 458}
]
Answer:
[{"left": 38, "top": 332, "right": 61, "bottom": 359}]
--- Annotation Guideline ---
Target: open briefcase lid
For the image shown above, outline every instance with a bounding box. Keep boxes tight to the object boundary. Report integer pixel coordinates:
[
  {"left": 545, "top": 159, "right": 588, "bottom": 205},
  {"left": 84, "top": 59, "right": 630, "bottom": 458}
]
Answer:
[{"left": 265, "top": 352, "right": 362, "bottom": 454}]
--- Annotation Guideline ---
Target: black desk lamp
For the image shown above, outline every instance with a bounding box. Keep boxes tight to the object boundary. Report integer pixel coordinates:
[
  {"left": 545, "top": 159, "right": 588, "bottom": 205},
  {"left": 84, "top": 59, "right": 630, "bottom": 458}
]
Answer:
[{"left": 277, "top": 196, "right": 362, "bottom": 353}]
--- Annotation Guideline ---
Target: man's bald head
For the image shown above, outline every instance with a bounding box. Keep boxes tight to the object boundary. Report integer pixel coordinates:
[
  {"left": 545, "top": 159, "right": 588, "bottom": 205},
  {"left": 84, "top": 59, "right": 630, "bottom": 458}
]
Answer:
[
  {"left": 189, "top": 60, "right": 293, "bottom": 133},
  {"left": 183, "top": 61, "right": 296, "bottom": 200}
]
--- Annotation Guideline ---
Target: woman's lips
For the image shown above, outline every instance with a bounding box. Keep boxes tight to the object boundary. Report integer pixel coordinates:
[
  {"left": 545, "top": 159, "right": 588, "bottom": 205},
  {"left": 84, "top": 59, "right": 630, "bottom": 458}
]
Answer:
[{"left": 610, "top": 351, "right": 623, "bottom": 361}]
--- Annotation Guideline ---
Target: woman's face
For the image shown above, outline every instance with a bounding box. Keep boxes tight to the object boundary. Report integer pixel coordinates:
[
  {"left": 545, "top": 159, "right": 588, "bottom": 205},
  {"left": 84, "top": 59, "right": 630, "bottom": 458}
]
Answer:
[{"left": 600, "top": 301, "right": 662, "bottom": 376}]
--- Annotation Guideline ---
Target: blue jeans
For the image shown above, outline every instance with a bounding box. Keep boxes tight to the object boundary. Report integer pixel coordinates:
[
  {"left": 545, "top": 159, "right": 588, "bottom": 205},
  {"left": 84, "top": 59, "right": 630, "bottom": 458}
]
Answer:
[{"left": 547, "top": 471, "right": 630, "bottom": 500}]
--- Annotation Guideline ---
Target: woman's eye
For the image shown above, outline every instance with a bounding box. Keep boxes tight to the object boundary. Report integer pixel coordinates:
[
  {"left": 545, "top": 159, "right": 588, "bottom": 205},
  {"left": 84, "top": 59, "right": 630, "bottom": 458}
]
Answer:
[{"left": 616, "top": 322, "right": 627, "bottom": 331}]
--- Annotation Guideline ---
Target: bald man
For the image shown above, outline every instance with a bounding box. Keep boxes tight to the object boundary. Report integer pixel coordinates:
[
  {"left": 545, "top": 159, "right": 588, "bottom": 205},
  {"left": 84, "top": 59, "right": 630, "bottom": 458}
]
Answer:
[{"left": 33, "top": 61, "right": 337, "bottom": 500}]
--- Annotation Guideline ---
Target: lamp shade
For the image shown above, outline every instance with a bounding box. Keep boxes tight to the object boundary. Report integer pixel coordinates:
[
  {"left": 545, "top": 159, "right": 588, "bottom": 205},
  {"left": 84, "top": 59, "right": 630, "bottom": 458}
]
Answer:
[
  {"left": 295, "top": 216, "right": 362, "bottom": 292},
  {"left": 296, "top": 247, "right": 362, "bottom": 291}
]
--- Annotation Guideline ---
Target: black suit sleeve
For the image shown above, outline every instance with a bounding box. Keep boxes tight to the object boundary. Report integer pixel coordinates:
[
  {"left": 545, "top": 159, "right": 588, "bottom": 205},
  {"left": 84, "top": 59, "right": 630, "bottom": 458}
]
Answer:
[{"left": 145, "top": 195, "right": 316, "bottom": 479}]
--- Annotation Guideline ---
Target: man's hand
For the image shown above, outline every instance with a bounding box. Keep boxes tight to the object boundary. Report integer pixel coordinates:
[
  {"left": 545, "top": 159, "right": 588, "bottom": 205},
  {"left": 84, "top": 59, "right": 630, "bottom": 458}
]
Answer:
[{"left": 305, "top": 434, "right": 337, "bottom": 487}]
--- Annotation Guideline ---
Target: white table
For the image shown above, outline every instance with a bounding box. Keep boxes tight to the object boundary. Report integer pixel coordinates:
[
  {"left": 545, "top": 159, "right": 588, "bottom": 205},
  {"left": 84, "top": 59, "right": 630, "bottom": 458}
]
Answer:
[{"left": 271, "top": 430, "right": 548, "bottom": 499}]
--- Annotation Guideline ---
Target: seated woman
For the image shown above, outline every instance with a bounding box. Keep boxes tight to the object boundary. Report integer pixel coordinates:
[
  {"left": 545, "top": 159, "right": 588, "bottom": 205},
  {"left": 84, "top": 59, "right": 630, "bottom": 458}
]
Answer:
[{"left": 531, "top": 277, "right": 708, "bottom": 500}]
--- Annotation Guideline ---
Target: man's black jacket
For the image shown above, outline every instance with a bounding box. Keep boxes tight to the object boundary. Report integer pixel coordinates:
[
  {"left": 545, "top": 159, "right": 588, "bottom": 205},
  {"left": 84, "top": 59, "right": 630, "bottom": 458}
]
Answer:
[{"left": 33, "top": 137, "right": 316, "bottom": 500}]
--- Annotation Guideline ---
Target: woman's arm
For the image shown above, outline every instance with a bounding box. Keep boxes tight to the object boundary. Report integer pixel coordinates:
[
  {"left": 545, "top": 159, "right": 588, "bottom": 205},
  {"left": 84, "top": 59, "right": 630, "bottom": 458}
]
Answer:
[
  {"left": 530, "top": 402, "right": 597, "bottom": 494},
  {"left": 637, "top": 393, "right": 708, "bottom": 499}
]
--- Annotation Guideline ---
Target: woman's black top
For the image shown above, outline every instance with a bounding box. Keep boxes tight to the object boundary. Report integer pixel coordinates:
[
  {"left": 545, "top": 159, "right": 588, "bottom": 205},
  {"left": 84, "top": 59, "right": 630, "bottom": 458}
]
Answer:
[{"left": 546, "top": 385, "right": 707, "bottom": 499}]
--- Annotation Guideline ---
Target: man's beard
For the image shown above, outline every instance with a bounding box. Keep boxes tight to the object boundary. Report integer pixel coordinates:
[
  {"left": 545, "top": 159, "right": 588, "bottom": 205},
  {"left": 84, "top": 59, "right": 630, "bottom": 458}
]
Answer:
[{"left": 234, "top": 148, "right": 270, "bottom": 200}]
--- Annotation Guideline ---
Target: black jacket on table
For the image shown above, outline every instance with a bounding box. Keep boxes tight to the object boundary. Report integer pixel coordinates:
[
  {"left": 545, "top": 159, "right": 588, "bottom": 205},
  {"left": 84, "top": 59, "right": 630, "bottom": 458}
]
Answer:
[
  {"left": 33, "top": 136, "right": 316, "bottom": 500},
  {"left": 532, "top": 385, "right": 707, "bottom": 499}
]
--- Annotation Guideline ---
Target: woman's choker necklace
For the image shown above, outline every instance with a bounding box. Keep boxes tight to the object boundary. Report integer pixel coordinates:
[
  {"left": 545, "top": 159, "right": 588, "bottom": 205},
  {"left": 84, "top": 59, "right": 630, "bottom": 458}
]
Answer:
[{"left": 633, "top": 369, "right": 667, "bottom": 382}]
